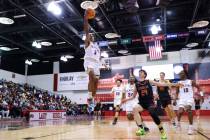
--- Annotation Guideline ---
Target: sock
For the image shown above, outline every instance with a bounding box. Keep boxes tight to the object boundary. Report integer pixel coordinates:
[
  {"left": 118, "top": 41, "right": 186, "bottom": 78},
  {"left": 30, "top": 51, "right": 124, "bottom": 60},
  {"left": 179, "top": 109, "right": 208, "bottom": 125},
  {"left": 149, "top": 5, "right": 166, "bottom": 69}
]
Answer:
[
  {"left": 88, "top": 92, "right": 93, "bottom": 98},
  {"left": 189, "top": 124, "right": 193, "bottom": 129},
  {"left": 158, "top": 125, "right": 164, "bottom": 133},
  {"left": 138, "top": 124, "right": 144, "bottom": 129}
]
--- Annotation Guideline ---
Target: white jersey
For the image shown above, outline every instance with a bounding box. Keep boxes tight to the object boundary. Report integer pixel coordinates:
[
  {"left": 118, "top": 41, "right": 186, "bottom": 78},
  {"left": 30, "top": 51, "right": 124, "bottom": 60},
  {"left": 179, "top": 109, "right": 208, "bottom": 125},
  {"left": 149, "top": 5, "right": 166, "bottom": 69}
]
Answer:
[
  {"left": 124, "top": 84, "right": 138, "bottom": 102},
  {"left": 84, "top": 42, "right": 100, "bottom": 62},
  {"left": 112, "top": 86, "right": 124, "bottom": 106},
  {"left": 124, "top": 83, "right": 138, "bottom": 112},
  {"left": 178, "top": 79, "right": 194, "bottom": 99}
]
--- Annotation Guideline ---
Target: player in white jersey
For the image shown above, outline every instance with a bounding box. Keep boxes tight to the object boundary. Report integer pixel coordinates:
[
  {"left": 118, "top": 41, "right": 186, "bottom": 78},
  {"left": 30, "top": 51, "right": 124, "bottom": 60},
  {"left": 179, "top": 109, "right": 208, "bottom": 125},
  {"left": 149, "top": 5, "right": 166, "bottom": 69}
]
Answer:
[
  {"left": 176, "top": 71, "right": 201, "bottom": 135},
  {"left": 124, "top": 76, "right": 138, "bottom": 114},
  {"left": 123, "top": 75, "right": 150, "bottom": 131},
  {"left": 112, "top": 79, "right": 124, "bottom": 125},
  {"left": 84, "top": 11, "right": 101, "bottom": 100}
]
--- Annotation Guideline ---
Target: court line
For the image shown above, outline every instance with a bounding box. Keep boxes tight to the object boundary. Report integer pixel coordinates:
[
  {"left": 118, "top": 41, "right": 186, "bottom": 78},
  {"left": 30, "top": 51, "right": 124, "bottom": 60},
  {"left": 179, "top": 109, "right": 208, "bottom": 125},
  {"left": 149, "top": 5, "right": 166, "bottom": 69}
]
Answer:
[
  {"left": 196, "top": 130, "right": 210, "bottom": 140},
  {"left": 22, "top": 126, "right": 92, "bottom": 140}
]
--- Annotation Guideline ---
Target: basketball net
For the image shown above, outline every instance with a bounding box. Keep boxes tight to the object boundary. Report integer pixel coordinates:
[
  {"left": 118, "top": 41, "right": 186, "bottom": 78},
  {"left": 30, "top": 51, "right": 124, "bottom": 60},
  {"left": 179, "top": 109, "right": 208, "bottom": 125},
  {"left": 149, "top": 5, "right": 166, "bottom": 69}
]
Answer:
[{"left": 94, "top": 0, "right": 107, "bottom": 4}]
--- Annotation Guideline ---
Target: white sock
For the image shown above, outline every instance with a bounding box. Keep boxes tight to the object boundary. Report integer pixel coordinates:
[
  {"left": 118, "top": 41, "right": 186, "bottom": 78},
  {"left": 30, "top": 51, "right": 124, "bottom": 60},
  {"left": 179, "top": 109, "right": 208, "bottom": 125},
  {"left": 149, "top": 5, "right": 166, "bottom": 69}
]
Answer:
[
  {"left": 189, "top": 124, "right": 193, "bottom": 128},
  {"left": 88, "top": 92, "right": 93, "bottom": 98}
]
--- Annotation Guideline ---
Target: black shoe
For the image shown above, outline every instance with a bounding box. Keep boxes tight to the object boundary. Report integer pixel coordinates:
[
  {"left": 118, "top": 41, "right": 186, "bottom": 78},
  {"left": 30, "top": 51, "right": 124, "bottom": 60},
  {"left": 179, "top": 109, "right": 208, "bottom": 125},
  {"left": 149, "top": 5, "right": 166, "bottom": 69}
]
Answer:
[
  {"left": 112, "top": 118, "right": 117, "bottom": 125},
  {"left": 144, "top": 126, "right": 150, "bottom": 132}
]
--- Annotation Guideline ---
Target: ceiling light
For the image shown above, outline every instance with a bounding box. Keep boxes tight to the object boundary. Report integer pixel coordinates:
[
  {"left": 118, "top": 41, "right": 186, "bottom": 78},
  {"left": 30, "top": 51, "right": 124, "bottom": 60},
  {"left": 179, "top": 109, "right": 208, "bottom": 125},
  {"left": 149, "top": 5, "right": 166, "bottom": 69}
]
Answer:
[
  {"left": 13, "top": 14, "right": 26, "bottom": 19},
  {"left": 42, "top": 61, "right": 49, "bottom": 63},
  {"left": 156, "top": 18, "right": 160, "bottom": 22},
  {"left": 80, "top": 1, "right": 99, "bottom": 10},
  {"left": 56, "top": 42, "right": 66, "bottom": 45},
  {"left": 47, "top": 1, "right": 62, "bottom": 16},
  {"left": 11, "top": 48, "right": 19, "bottom": 50},
  {"left": 32, "top": 41, "right": 42, "bottom": 48},
  {"left": 118, "top": 50, "right": 128, "bottom": 54},
  {"left": 186, "top": 42, "right": 199, "bottom": 48},
  {"left": 0, "top": 17, "right": 14, "bottom": 25},
  {"left": 36, "top": 43, "right": 41, "bottom": 49},
  {"left": 208, "top": 42, "right": 210, "bottom": 47},
  {"left": 65, "top": 55, "right": 74, "bottom": 59},
  {"left": 60, "top": 56, "right": 67, "bottom": 62},
  {"left": 0, "top": 47, "right": 12, "bottom": 51},
  {"left": 40, "top": 41, "right": 52, "bottom": 46},
  {"left": 150, "top": 25, "right": 161, "bottom": 35},
  {"left": 123, "top": 53, "right": 132, "bottom": 55},
  {"left": 101, "top": 51, "right": 109, "bottom": 58},
  {"left": 105, "top": 33, "right": 121, "bottom": 39},
  {"left": 188, "top": 20, "right": 209, "bottom": 29},
  {"left": 32, "top": 41, "right": 38, "bottom": 47},
  {"left": 31, "top": 59, "right": 40, "bottom": 62},
  {"left": 181, "top": 48, "right": 190, "bottom": 50},
  {"left": 25, "top": 59, "right": 32, "bottom": 65}
]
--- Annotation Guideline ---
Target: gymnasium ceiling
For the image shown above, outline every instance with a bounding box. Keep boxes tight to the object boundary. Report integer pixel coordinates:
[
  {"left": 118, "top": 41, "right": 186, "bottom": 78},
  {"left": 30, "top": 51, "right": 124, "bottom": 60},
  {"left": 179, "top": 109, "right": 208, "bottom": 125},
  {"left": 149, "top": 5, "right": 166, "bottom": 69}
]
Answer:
[{"left": 0, "top": 0, "right": 210, "bottom": 62}]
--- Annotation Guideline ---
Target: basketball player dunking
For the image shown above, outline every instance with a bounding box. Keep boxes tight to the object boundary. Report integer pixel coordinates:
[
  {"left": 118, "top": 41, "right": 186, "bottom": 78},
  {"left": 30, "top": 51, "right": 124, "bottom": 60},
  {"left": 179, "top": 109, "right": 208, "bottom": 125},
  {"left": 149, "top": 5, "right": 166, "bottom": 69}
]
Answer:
[
  {"left": 84, "top": 10, "right": 101, "bottom": 100},
  {"left": 176, "top": 71, "right": 203, "bottom": 135},
  {"left": 121, "top": 70, "right": 182, "bottom": 139}
]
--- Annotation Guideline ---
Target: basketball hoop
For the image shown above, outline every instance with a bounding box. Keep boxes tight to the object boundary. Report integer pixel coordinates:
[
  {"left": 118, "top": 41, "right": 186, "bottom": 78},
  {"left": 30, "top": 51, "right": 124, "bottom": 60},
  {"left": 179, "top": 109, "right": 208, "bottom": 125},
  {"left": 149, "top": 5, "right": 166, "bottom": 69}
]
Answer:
[
  {"left": 95, "top": 0, "right": 107, "bottom": 4},
  {"left": 80, "top": 1, "right": 99, "bottom": 10},
  {"left": 80, "top": 0, "right": 107, "bottom": 10}
]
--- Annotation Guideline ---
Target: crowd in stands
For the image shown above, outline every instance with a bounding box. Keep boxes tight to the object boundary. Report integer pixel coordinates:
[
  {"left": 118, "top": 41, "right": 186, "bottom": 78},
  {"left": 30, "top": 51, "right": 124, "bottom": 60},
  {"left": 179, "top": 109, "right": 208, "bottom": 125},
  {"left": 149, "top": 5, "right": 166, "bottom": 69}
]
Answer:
[
  {"left": 0, "top": 79, "right": 73, "bottom": 119},
  {"left": 0, "top": 80, "right": 111, "bottom": 120}
]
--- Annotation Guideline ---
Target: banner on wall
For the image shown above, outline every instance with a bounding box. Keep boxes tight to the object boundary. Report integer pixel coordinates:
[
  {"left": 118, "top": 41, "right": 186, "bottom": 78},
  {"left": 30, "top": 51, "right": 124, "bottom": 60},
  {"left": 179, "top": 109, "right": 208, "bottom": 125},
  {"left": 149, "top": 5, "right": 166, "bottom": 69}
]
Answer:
[
  {"left": 58, "top": 72, "right": 88, "bottom": 91},
  {"left": 30, "top": 110, "right": 66, "bottom": 121},
  {"left": 98, "top": 69, "right": 130, "bottom": 89}
]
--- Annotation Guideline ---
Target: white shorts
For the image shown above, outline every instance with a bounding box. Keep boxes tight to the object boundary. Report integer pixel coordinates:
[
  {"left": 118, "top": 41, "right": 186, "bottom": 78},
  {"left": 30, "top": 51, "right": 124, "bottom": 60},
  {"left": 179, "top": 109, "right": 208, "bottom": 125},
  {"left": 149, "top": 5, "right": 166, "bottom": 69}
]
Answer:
[
  {"left": 125, "top": 101, "right": 137, "bottom": 112},
  {"left": 84, "top": 60, "right": 100, "bottom": 76},
  {"left": 114, "top": 99, "right": 121, "bottom": 108},
  {"left": 178, "top": 98, "right": 194, "bottom": 108}
]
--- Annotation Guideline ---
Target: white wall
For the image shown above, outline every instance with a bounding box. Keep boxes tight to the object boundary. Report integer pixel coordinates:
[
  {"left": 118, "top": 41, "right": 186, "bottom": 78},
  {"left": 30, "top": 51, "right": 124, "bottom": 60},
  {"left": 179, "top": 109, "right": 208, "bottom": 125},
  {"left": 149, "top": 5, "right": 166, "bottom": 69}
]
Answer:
[
  {"left": 0, "top": 69, "right": 26, "bottom": 83},
  {"left": 27, "top": 74, "right": 54, "bottom": 92},
  {"left": 109, "top": 49, "right": 210, "bottom": 69},
  {"left": 58, "top": 91, "right": 88, "bottom": 104}
]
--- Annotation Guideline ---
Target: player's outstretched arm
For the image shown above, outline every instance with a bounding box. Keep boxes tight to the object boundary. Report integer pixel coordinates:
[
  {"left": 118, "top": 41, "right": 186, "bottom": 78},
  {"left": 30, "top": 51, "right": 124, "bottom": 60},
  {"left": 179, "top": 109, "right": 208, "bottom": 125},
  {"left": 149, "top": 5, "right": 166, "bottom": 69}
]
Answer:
[{"left": 84, "top": 11, "right": 90, "bottom": 48}]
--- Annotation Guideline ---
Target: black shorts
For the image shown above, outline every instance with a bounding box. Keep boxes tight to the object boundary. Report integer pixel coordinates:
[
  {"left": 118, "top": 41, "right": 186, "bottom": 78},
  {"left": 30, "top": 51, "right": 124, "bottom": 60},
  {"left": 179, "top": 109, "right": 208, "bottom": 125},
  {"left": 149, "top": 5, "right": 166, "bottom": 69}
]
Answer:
[
  {"left": 195, "top": 99, "right": 201, "bottom": 110},
  {"left": 139, "top": 101, "right": 155, "bottom": 110},
  {"left": 94, "top": 107, "right": 101, "bottom": 111},
  {"left": 195, "top": 105, "right": 201, "bottom": 110},
  {"left": 160, "top": 98, "right": 172, "bottom": 108}
]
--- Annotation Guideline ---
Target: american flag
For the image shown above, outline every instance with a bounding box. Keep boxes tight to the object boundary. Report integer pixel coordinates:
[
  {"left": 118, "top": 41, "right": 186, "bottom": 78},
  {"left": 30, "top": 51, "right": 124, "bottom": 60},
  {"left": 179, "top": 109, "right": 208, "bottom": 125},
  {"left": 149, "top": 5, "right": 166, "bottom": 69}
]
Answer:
[{"left": 148, "top": 40, "right": 163, "bottom": 60}]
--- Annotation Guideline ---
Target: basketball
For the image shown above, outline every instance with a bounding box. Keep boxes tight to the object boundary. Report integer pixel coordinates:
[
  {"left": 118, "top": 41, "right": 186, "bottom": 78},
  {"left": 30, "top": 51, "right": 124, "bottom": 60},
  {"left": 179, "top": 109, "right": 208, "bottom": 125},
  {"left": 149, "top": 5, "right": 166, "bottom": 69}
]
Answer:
[
  {"left": 86, "top": 8, "right": 96, "bottom": 19},
  {"left": 127, "top": 113, "right": 134, "bottom": 121}
]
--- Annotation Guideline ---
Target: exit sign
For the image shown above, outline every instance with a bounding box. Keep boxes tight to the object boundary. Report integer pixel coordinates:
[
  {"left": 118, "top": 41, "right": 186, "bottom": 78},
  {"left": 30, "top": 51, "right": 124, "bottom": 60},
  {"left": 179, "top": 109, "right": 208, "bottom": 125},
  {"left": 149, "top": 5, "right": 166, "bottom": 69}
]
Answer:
[{"left": 120, "top": 38, "right": 131, "bottom": 45}]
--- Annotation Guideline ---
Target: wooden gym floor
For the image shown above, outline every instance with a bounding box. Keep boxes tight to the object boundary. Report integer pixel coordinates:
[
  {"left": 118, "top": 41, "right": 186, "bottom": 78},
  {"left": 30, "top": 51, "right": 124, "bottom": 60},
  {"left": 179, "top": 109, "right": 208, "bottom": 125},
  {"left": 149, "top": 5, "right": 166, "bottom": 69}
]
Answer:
[{"left": 0, "top": 116, "right": 209, "bottom": 140}]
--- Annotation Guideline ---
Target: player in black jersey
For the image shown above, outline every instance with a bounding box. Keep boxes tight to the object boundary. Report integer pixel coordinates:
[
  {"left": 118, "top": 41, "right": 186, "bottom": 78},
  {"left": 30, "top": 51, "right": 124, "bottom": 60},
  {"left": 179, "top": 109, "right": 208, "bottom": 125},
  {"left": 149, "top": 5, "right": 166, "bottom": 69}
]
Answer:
[
  {"left": 157, "top": 72, "right": 177, "bottom": 126},
  {"left": 94, "top": 99, "right": 102, "bottom": 120},
  {"left": 121, "top": 70, "right": 181, "bottom": 139}
]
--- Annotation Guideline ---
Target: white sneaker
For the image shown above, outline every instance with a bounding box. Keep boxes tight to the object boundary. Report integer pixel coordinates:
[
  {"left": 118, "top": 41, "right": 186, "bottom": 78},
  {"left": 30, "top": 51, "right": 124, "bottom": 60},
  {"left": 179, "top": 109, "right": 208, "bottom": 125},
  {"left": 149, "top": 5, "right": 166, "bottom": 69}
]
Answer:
[
  {"left": 176, "top": 122, "right": 181, "bottom": 131},
  {"left": 188, "top": 125, "right": 194, "bottom": 135}
]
